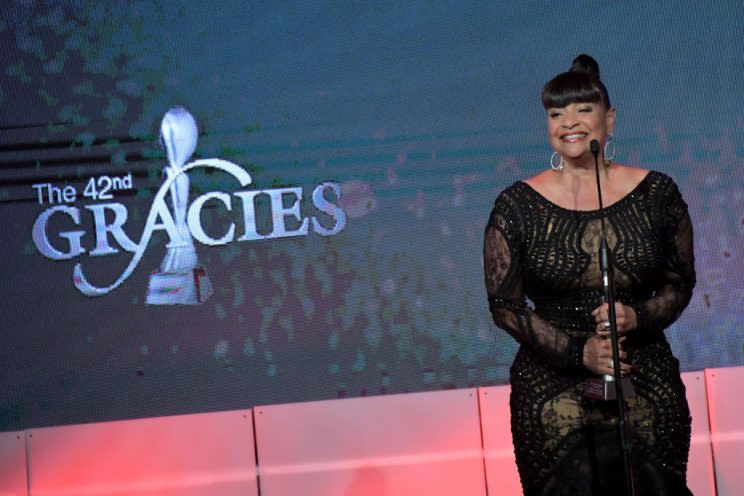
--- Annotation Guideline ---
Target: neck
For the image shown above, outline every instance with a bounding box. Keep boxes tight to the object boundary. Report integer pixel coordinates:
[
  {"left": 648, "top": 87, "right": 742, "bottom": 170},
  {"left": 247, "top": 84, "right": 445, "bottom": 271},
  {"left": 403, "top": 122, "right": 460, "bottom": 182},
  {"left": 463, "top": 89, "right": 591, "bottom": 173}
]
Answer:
[
  {"left": 560, "top": 154, "right": 610, "bottom": 188},
  {"left": 564, "top": 149, "right": 606, "bottom": 169}
]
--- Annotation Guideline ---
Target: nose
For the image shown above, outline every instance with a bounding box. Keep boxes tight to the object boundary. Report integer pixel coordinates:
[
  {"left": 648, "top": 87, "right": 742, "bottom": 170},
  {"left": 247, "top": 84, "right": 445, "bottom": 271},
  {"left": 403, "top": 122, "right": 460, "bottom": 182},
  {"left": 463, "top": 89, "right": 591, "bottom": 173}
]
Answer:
[{"left": 562, "top": 116, "right": 579, "bottom": 128}]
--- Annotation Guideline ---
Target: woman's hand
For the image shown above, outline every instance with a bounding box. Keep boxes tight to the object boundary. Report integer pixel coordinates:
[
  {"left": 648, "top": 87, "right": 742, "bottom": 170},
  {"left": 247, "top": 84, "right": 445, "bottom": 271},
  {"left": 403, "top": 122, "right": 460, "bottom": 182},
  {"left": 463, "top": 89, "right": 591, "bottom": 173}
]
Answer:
[
  {"left": 591, "top": 301, "right": 637, "bottom": 338},
  {"left": 582, "top": 335, "right": 632, "bottom": 376}
]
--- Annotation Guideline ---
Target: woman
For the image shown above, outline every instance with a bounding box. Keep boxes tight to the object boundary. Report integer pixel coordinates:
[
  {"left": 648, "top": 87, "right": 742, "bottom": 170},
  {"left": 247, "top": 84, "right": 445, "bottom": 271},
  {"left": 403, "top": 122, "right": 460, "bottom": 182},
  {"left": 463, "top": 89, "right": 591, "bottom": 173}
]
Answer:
[{"left": 483, "top": 54, "right": 695, "bottom": 495}]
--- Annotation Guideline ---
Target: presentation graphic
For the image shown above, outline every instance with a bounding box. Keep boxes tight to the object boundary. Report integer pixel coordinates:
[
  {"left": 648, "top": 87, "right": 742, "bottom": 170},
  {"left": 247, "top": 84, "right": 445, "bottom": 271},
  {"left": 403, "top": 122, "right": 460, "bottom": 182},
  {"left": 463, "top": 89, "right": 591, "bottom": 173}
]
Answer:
[{"left": 30, "top": 106, "right": 347, "bottom": 303}]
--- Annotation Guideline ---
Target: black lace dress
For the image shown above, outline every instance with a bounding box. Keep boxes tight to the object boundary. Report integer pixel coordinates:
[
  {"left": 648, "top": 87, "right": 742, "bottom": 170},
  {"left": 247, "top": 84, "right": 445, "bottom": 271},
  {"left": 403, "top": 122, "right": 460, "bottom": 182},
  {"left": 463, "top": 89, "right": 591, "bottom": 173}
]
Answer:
[{"left": 483, "top": 171, "right": 696, "bottom": 496}]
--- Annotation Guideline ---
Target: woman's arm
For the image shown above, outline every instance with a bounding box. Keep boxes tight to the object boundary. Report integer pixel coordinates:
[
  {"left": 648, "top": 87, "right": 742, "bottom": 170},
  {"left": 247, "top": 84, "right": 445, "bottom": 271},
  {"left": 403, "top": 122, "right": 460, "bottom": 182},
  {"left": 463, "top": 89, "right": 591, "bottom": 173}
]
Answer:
[
  {"left": 630, "top": 177, "right": 696, "bottom": 332},
  {"left": 483, "top": 191, "right": 587, "bottom": 370}
]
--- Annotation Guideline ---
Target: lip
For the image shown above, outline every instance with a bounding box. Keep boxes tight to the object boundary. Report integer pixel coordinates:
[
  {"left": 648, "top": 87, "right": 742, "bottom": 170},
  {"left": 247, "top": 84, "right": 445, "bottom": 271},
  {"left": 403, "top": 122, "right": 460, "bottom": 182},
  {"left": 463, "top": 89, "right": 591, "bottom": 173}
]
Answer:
[{"left": 560, "top": 133, "right": 588, "bottom": 142}]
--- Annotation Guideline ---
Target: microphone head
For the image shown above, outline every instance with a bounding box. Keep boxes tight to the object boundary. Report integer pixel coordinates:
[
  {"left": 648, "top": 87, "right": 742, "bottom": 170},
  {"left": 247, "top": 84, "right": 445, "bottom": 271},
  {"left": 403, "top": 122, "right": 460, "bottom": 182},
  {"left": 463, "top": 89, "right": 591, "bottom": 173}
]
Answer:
[{"left": 590, "top": 139, "right": 600, "bottom": 155}]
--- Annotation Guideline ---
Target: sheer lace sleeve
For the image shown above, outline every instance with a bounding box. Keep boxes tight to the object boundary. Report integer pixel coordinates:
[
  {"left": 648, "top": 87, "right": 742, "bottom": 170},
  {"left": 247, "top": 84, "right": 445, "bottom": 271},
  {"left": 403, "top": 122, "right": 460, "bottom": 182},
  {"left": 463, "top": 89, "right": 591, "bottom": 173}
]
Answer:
[
  {"left": 483, "top": 190, "right": 586, "bottom": 370},
  {"left": 630, "top": 177, "right": 696, "bottom": 332}
]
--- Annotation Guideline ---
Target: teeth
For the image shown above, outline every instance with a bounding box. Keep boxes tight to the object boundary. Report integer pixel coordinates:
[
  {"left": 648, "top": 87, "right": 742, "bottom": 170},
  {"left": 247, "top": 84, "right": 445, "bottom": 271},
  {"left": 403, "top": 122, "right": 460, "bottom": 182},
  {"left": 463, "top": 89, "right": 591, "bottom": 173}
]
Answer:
[{"left": 563, "top": 133, "right": 586, "bottom": 140}]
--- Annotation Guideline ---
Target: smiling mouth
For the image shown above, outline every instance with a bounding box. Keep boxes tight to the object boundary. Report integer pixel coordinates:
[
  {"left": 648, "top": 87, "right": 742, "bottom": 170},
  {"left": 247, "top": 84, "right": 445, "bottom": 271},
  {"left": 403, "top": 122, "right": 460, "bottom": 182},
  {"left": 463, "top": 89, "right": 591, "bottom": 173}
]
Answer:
[{"left": 561, "top": 133, "right": 588, "bottom": 142}]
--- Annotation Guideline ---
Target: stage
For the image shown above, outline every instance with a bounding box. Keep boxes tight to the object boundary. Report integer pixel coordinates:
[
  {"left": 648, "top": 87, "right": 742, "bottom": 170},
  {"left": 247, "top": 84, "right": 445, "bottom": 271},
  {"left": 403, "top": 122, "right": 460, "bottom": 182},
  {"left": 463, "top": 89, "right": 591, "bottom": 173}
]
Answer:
[{"left": 1, "top": 367, "right": 740, "bottom": 495}]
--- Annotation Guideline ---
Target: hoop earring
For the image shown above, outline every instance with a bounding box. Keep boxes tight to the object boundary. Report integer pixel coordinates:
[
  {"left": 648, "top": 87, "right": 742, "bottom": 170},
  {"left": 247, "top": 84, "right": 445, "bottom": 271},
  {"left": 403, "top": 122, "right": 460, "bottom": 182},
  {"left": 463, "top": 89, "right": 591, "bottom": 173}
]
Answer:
[
  {"left": 550, "top": 151, "right": 564, "bottom": 172},
  {"left": 604, "top": 133, "right": 616, "bottom": 165}
]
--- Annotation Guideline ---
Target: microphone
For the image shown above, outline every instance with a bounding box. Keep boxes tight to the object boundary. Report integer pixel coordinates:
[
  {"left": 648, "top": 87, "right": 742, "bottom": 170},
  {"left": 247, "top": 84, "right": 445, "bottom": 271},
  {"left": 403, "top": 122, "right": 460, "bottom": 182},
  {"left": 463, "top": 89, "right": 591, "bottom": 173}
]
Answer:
[
  {"left": 587, "top": 138, "right": 637, "bottom": 496},
  {"left": 590, "top": 139, "right": 600, "bottom": 156}
]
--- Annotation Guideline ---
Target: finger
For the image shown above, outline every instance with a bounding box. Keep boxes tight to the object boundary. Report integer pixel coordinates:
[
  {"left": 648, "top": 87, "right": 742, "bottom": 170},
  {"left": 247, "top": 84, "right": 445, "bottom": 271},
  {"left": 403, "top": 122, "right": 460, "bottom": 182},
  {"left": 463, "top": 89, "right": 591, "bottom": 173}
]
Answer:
[
  {"left": 618, "top": 301, "right": 628, "bottom": 314},
  {"left": 596, "top": 319, "right": 611, "bottom": 331},
  {"left": 605, "top": 359, "right": 632, "bottom": 374},
  {"left": 592, "top": 304, "right": 608, "bottom": 318}
]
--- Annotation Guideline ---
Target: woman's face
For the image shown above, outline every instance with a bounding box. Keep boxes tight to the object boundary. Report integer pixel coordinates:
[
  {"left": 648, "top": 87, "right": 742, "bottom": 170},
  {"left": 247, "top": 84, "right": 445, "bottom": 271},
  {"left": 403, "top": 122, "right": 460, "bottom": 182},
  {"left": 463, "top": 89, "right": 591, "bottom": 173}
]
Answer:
[{"left": 546, "top": 101, "right": 615, "bottom": 162}]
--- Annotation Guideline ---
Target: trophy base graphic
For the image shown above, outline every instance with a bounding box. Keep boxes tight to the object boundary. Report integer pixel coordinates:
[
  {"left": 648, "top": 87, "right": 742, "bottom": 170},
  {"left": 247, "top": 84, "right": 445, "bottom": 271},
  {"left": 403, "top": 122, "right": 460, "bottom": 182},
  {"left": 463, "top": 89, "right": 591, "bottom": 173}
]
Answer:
[{"left": 146, "top": 266, "right": 213, "bottom": 305}]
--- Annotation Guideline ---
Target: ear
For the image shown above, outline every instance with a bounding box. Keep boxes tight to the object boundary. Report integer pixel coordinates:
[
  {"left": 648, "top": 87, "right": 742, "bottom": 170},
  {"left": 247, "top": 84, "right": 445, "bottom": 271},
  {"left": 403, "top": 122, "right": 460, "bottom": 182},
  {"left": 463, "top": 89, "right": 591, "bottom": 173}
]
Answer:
[{"left": 606, "top": 107, "right": 616, "bottom": 134}]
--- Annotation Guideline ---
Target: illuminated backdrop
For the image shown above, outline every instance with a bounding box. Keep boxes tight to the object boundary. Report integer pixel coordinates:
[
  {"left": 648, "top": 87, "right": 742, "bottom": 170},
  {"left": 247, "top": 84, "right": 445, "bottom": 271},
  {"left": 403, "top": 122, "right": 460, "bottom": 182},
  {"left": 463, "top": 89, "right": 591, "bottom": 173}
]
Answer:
[{"left": 1, "top": 1, "right": 742, "bottom": 431}]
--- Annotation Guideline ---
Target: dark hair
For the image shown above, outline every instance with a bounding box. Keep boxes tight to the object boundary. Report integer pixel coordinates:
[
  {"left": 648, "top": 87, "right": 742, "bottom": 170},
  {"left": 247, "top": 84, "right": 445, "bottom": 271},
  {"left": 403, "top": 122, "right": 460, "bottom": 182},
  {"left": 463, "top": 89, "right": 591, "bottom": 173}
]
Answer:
[{"left": 541, "top": 54, "right": 611, "bottom": 109}]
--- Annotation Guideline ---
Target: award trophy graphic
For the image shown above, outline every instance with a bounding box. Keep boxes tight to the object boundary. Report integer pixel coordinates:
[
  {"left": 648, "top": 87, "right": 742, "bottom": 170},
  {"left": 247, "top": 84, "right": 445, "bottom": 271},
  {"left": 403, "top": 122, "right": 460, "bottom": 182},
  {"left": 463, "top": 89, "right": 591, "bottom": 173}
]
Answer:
[{"left": 146, "top": 106, "right": 214, "bottom": 305}]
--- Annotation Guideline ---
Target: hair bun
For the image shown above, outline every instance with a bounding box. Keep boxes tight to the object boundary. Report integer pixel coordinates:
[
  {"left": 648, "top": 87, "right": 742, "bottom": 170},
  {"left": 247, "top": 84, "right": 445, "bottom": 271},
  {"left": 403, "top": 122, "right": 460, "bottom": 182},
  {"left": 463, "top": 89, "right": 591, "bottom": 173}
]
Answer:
[{"left": 570, "top": 54, "right": 600, "bottom": 80}]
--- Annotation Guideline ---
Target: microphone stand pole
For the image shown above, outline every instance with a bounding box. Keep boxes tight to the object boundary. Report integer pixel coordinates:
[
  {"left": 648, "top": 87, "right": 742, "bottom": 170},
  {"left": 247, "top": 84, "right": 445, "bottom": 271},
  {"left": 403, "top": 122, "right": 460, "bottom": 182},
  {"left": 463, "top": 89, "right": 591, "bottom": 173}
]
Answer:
[{"left": 590, "top": 139, "right": 636, "bottom": 496}]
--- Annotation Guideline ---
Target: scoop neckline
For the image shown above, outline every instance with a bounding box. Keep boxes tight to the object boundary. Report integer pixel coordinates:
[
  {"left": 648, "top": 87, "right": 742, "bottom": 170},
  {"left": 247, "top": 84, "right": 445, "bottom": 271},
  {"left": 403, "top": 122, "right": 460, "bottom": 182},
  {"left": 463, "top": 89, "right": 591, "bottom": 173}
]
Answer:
[{"left": 517, "top": 170, "right": 654, "bottom": 216}]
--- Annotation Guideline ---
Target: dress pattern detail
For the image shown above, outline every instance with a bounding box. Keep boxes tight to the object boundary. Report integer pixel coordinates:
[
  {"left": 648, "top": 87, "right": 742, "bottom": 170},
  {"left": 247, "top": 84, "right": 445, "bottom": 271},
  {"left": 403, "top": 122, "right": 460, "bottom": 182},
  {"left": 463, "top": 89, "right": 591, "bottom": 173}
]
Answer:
[{"left": 483, "top": 171, "right": 695, "bottom": 495}]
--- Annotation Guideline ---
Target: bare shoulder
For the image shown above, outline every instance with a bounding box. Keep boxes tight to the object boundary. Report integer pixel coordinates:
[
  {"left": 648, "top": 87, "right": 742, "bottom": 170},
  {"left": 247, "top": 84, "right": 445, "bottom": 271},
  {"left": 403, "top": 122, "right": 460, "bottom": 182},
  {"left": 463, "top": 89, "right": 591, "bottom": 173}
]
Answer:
[
  {"left": 522, "top": 169, "right": 554, "bottom": 191},
  {"left": 609, "top": 164, "right": 650, "bottom": 187}
]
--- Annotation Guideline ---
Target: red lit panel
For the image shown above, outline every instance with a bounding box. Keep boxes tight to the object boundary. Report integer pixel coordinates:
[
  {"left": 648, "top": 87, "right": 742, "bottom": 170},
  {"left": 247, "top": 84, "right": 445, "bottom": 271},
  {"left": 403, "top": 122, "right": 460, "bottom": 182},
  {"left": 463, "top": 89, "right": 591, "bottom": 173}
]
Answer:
[
  {"left": 254, "top": 389, "right": 487, "bottom": 496},
  {"left": 478, "top": 385, "right": 522, "bottom": 496},
  {"left": 705, "top": 366, "right": 744, "bottom": 496},
  {"left": 681, "top": 371, "right": 716, "bottom": 495},
  {"left": 0, "top": 430, "right": 28, "bottom": 496},
  {"left": 26, "top": 410, "right": 258, "bottom": 496}
]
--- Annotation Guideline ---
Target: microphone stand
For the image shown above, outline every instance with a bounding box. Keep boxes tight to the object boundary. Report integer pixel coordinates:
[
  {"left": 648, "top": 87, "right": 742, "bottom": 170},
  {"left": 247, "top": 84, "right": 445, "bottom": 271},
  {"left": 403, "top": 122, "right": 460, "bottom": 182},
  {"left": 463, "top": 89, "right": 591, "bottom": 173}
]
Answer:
[{"left": 590, "top": 139, "right": 636, "bottom": 496}]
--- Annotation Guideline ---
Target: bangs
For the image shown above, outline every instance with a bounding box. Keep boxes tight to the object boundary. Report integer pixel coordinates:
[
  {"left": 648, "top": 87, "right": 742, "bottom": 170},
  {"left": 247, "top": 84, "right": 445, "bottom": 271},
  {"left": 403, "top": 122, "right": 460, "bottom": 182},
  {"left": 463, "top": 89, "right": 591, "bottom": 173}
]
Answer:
[{"left": 541, "top": 71, "right": 609, "bottom": 109}]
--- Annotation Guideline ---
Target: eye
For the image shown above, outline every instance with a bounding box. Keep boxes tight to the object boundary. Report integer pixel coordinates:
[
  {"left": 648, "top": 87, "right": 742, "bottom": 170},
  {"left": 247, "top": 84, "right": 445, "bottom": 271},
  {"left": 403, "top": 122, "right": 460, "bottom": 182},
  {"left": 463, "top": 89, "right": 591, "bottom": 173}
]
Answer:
[
  {"left": 549, "top": 111, "right": 562, "bottom": 118},
  {"left": 579, "top": 106, "right": 593, "bottom": 113}
]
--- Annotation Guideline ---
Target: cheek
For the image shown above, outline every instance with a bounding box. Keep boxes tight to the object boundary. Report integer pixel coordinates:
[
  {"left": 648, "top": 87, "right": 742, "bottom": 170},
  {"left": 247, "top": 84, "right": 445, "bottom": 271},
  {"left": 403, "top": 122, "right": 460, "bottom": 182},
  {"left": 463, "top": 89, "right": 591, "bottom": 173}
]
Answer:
[
  {"left": 596, "top": 113, "right": 611, "bottom": 129},
  {"left": 546, "top": 121, "right": 560, "bottom": 136}
]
